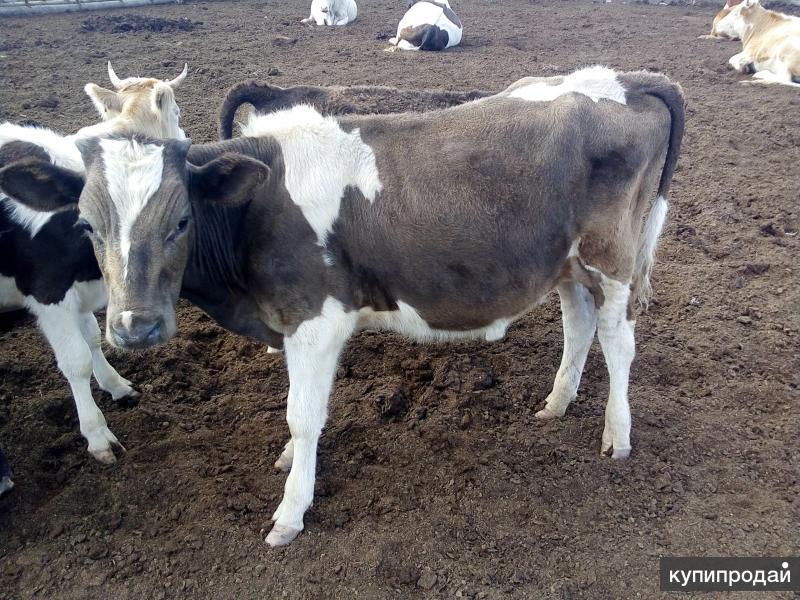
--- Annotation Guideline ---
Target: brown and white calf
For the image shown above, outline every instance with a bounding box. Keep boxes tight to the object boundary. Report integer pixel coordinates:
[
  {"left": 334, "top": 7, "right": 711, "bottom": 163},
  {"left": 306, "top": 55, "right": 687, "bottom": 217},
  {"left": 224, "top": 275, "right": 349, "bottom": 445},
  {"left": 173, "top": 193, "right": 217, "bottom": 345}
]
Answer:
[
  {"left": 0, "top": 63, "right": 188, "bottom": 464},
  {"left": 717, "top": 0, "right": 800, "bottom": 86},
  {"left": 0, "top": 66, "right": 685, "bottom": 545}
]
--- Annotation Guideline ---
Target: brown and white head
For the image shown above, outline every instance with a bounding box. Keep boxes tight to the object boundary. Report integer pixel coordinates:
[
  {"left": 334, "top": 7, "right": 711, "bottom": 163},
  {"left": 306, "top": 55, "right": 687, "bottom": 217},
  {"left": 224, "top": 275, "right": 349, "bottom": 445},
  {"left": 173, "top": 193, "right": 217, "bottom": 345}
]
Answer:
[
  {"left": 713, "top": 0, "right": 761, "bottom": 40},
  {"left": 83, "top": 62, "right": 189, "bottom": 139},
  {"left": 0, "top": 136, "right": 268, "bottom": 349}
]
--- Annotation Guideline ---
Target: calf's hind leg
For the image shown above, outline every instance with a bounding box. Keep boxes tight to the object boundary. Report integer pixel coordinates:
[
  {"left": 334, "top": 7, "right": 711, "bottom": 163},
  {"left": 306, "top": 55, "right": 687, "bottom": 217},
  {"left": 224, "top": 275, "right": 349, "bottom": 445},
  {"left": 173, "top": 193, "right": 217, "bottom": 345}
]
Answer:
[
  {"left": 594, "top": 274, "right": 635, "bottom": 459},
  {"left": 536, "top": 281, "right": 597, "bottom": 419}
]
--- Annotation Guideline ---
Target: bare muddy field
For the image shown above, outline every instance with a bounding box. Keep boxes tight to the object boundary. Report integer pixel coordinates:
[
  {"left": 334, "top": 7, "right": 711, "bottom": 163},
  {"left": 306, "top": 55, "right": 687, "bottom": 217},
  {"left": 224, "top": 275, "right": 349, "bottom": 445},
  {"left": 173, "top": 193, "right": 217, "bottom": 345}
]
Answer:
[{"left": 0, "top": 0, "right": 798, "bottom": 598}]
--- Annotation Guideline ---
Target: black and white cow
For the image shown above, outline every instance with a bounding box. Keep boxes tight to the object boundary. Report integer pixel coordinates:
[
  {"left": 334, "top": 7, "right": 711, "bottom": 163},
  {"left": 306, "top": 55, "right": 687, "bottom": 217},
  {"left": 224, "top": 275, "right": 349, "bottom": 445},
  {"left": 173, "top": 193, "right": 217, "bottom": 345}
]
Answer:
[
  {"left": 0, "top": 63, "right": 188, "bottom": 464},
  {"left": 0, "top": 66, "right": 685, "bottom": 546},
  {"left": 388, "top": 0, "right": 463, "bottom": 51}
]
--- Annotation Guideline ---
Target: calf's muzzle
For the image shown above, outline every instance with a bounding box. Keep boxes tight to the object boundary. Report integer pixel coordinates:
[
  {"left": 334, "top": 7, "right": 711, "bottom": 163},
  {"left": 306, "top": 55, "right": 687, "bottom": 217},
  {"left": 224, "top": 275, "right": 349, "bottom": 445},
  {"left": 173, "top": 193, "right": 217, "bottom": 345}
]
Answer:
[{"left": 108, "top": 311, "right": 165, "bottom": 349}]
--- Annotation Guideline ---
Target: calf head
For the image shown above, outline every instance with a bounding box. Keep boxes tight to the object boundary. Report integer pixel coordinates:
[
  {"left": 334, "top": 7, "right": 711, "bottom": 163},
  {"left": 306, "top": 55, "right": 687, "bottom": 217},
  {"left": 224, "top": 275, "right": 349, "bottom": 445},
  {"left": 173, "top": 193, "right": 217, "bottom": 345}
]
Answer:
[
  {"left": 84, "top": 62, "right": 188, "bottom": 139},
  {"left": 0, "top": 137, "right": 269, "bottom": 349},
  {"left": 710, "top": 0, "right": 744, "bottom": 38},
  {"left": 314, "top": 0, "right": 334, "bottom": 25},
  {"left": 714, "top": 0, "right": 760, "bottom": 39}
]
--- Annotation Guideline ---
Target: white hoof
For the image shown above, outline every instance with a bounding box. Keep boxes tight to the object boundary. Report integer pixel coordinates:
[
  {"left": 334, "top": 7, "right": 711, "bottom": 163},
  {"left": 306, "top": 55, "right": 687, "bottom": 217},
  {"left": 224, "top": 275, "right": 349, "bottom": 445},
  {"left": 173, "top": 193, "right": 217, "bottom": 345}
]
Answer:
[
  {"left": 600, "top": 437, "right": 631, "bottom": 460},
  {"left": 535, "top": 405, "right": 566, "bottom": 419},
  {"left": 92, "top": 448, "right": 117, "bottom": 464},
  {"left": 110, "top": 384, "right": 139, "bottom": 401},
  {"left": 87, "top": 427, "right": 125, "bottom": 464},
  {"left": 265, "top": 523, "right": 302, "bottom": 547},
  {"left": 611, "top": 447, "right": 631, "bottom": 459},
  {"left": 534, "top": 393, "right": 572, "bottom": 419},
  {"left": 266, "top": 346, "right": 283, "bottom": 354}
]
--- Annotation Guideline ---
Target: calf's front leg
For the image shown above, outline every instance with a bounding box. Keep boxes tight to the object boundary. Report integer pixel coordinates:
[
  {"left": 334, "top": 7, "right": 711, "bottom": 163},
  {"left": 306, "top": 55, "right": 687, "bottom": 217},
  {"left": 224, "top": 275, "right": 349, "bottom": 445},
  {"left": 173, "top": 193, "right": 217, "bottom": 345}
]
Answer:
[
  {"left": 728, "top": 51, "right": 754, "bottom": 73},
  {"left": 32, "top": 303, "right": 123, "bottom": 464},
  {"left": 266, "top": 299, "right": 356, "bottom": 547},
  {"left": 78, "top": 312, "right": 138, "bottom": 401}
]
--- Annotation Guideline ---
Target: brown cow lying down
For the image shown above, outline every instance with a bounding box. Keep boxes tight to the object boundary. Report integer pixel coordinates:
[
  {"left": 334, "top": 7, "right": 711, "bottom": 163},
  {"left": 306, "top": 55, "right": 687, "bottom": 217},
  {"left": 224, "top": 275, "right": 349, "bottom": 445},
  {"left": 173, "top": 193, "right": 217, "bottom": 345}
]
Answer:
[
  {"left": 702, "top": 0, "right": 744, "bottom": 39},
  {"left": 0, "top": 66, "right": 685, "bottom": 546},
  {"left": 218, "top": 80, "right": 491, "bottom": 138},
  {"left": 717, "top": 0, "right": 800, "bottom": 86}
]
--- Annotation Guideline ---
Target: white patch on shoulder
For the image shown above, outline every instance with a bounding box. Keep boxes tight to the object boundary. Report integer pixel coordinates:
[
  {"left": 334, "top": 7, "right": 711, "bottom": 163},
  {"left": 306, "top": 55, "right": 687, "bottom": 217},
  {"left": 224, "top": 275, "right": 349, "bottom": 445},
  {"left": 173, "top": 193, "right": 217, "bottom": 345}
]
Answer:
[
  {"left": 508, "top": 66, "right": 626, "bottom": 105},
  {"left": 240, "top": 105, "right": 383, "bottom": 244},
  {"left": 357, "top": 301, "right": 511, "bottom": 343},
  {"left": 1, "top": 198, "right": 55, "bottom": 237},
  {"left": 99, "top": 138, "right": 164, "bottom": 280}
]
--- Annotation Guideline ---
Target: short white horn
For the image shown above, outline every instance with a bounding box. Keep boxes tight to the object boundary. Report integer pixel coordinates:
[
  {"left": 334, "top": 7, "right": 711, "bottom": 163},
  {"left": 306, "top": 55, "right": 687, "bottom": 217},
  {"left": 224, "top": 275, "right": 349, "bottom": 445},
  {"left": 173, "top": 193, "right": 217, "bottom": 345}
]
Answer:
[
  {"left": 168, "top": 63, "right": 188, "bottom": 88},
  {"left": 107, "top": 61, "right": 124, "bottom": 89}
]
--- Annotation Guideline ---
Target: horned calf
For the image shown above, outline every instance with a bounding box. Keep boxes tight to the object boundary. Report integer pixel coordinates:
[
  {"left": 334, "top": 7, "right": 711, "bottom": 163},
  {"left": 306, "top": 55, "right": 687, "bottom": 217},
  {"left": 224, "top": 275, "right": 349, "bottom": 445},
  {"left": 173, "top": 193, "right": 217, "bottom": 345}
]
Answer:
[{"left": 0, "top": 62, "right": 188, "bottom": 464}]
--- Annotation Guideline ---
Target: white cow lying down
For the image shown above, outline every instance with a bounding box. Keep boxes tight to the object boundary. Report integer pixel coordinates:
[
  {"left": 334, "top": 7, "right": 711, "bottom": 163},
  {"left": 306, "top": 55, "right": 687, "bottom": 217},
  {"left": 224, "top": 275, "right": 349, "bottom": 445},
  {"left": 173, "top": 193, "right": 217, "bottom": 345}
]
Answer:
[
  {"left": 717, "top": 0, "right": 800, "bottom": 87},
  {"left": 302, "top": 0, "right": 357, "bottom": 26},
  {"left": 389, "top": 0, "right": 462, "bottom": 51}
]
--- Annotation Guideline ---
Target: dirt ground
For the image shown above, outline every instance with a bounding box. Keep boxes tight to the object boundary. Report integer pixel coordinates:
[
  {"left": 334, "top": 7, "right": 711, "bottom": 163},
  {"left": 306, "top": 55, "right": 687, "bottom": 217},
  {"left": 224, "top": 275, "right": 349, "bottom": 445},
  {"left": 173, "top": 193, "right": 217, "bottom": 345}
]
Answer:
[{"left": 0, "top": 0, "right": 798, "bottom": 598}]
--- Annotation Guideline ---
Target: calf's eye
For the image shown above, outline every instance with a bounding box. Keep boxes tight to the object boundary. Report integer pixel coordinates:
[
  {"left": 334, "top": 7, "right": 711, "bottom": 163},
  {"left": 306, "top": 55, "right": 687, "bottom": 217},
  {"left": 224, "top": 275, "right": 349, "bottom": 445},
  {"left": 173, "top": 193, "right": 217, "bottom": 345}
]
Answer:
[{"left": 166, "top": 216, "right": 190, "bottom": 242}]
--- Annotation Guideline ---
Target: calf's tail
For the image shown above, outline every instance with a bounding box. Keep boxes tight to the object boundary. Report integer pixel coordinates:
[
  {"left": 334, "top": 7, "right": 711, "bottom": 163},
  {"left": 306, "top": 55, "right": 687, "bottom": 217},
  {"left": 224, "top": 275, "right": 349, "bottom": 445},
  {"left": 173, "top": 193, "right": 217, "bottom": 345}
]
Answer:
[
  {"left": 218, "top": 80, "right": 284, "bottom": 140},
  {"left": 619, "top": 71, "right": 686, "bottom": 308}
]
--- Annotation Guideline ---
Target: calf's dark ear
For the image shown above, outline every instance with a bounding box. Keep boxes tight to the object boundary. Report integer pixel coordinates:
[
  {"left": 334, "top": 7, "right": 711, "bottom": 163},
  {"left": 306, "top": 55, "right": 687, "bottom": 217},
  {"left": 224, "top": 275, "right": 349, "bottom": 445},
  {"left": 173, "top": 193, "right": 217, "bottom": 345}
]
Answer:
[
  {"left": 188, "top": 153, "right": 270, "bottom": 207},
  {"left": 0, "top": 158, "right": 84, "bottom": 212}
]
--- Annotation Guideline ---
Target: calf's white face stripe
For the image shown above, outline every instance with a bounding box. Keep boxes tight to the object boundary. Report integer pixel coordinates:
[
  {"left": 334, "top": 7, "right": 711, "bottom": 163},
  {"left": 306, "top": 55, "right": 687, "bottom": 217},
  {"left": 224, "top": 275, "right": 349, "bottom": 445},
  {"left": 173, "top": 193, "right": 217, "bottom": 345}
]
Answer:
[
  {"left": 99, "top": 138, "right": 164, "bottom": 280},
  {"left": 509, "top": 65, "right": 627, "bottom": 105},
  {"left": 241, "top": 105, "right": 382, "bottom": 245}
]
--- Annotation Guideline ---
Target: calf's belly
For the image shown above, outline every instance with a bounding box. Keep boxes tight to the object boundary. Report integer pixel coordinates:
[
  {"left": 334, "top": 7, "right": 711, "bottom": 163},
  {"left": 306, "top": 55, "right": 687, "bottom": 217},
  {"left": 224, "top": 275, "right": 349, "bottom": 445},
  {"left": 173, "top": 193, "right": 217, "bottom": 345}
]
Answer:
[{"left": 355, "top": 296, "right": 545, "bottom": 343}]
